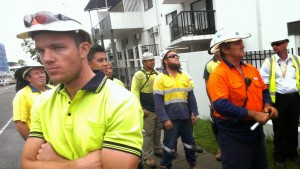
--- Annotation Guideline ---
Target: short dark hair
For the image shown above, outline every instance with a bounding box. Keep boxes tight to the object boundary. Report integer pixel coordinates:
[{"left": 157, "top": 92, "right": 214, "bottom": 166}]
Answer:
[{"left": 87, "top": 44, "right": 106, "bottom": 62}]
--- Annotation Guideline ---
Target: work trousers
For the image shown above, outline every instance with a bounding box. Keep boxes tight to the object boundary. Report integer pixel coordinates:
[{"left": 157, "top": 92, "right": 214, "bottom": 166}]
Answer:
[
  {"left": 218, "top": 131, "right": 268, "bottom": 169},
  {"left": 161, "top": 119, "right": 196, "bottom": 169},
  {"left": 142, "top": 109, "right": 162, "bottom": 160},
  {"left": 272, "top": 92, "right": 300, "bottom": 162}
]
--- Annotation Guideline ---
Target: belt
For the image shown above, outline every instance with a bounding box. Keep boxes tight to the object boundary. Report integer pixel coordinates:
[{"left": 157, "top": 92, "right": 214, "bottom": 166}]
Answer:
[{"left": 276, "top": 92, "right": 299, "bottom": 97}]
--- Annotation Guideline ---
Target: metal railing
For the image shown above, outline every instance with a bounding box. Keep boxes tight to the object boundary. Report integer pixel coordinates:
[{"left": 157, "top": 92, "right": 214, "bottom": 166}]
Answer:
[
  {"left": 244, "top": 50, "right": 275, "bottom": 69},
  {"left": 112, "top": 66, "right": 141, "bottom": 89},
  {"left": 91, "top": 14, "right": 111, "bottom": 37},
  {"left": 243, "top": 48, "right": 298, "bottom": 69},
  {"left": 141, "top": 44, "right": 159, "bottom": 56},
  {"left": 112, "top": 48, "right": 300, "bottom": 89},
  {"left": 169, "top": 10, "right": 216, "bottom": 41}
]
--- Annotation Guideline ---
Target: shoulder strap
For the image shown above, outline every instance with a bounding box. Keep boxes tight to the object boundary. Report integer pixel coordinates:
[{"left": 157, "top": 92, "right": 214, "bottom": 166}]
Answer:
[
  {"left": 139, "top": 69, "right": 150, "bottom": 92},
  {"left": 139, "top": 69, "right": 158, "bottom": 91}
]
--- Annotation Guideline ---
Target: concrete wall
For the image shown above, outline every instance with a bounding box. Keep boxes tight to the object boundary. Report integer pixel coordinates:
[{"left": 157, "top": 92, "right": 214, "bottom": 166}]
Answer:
[
  {"left": 213, "top": 0, "right": 260, "bottom": 51},
  {"left": 259, "top": 0, "right": 300, "bottom": 50},
  {"left": 179, "top": 51, "right": 212, "bottom": 119},
  {"left": 157, "top": 2, "right": 183, "bottom": 50}
]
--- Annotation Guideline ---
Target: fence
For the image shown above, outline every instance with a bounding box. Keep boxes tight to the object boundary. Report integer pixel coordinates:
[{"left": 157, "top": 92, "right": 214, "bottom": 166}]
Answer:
[
  {"left": 112, "top": 66, "right": 141, "bottom": 89},
  {"left": 112, "top": 48, "right": 300, "bottom": 89},
  {"left": 243, "top": 50, "right": 275, "bottom": 69},
  {"left": 243, "top": 48, "right": 299, "bottom": 69}
]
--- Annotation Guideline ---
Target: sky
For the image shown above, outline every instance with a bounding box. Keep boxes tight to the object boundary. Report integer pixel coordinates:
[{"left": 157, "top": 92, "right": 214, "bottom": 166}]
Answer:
[{"left": 0, "top": 0, "right": 97, "bottom": 64}]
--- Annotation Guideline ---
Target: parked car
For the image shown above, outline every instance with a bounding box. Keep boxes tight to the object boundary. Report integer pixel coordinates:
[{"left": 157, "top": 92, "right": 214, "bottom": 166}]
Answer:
[
  {"left": 0, "top": 79, "right": 7, "bottom": 86},
  {"left": 0, "top": 77, "right": 15, "bottom": 87}
]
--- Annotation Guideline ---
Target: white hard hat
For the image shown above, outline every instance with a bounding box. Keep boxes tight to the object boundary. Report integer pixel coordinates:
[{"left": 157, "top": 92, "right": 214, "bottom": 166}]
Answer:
[
  {"left": 160, "top": 49, "right": 176, "bottom": 68},
  {"left": 16, "top": 11, "right": 93, "bottom": 45},
  {"left": 15, "top": 62, "right": 44, "bottom": 80},
  {"left": 269, "top": 35, "right": 289, "bottom": 43},
  {"left": 142, "top": 52, "right": 154, "bottom": 61},
  {"left": 209, "top": 37, "right": 218, "bottom": 54},
  {"left": 160, "top": 49, "right": 177, "bottom": 59},
  {"left": 208, "top": 28, "right": 251, "bottom": 54}
]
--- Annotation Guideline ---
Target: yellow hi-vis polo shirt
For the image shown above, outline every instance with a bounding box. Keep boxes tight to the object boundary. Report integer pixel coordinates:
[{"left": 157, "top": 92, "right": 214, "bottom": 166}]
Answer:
[
  {"left": 13, "top": 84, "right": 53, "bottom": 128},
  {"left": 29, "top": 71, "right": 143, "bottom": 159}
]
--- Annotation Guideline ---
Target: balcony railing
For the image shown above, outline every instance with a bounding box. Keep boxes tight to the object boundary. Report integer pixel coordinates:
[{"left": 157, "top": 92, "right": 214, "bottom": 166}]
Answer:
[
  {"left": 169, "top": 10, "right": 216, "bottom": 41},
  {"left": 141, "top": 44, "right": 159, "bottom": 56},
  {"left": 91, "top": 14, "right": 111, "bottom": 37}
]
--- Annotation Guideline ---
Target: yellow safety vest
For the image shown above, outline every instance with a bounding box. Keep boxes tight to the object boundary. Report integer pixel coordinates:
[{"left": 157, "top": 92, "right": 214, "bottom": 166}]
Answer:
[{"left": 268, "top": 54, "right": 300, "bottom": 103}]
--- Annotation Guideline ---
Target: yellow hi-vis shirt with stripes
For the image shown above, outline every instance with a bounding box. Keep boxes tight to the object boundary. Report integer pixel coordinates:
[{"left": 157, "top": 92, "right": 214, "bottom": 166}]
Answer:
[
  {"left": 13, "top": 84, "right": 53, "bottom": 128},
  {"left": 29, "top": 72, "right": 143, "bottom": 159}
]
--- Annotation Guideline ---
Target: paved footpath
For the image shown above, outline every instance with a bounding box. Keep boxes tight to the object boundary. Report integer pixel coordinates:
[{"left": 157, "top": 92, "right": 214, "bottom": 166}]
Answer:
[{"left": 152, "top": 138, "right": 222, "bottom": 169}]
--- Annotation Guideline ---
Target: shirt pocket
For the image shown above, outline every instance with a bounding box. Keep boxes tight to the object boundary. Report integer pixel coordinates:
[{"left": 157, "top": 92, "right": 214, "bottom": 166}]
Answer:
[
  {"left": 229, "top": 82, "right": 244, "bottom": 106},
  {"left": 181, "top": 78, "right": 189, "bottom": 88},
  {"left": 288, "top": 66, "right": 296, "bottom": 79},
  {"left": 252, "top": 80, "right": 263, "bottom": 88},
  {"left": 78, "top": 118, "right": 105, "bottom": 153},
  {"left": 162, "top": 80, "right": 174, "bottom": 89}
]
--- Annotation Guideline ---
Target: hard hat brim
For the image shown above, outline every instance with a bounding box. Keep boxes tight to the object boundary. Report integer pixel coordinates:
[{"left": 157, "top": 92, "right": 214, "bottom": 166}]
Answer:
[
  {"left": 16, "top": 20, "right": 93, "bottom": 45},
  {"left": 15, "top": 65, "right": 44, "bottom": 80},
  {"left": 208, "top": 33, "right": 251, "bottom": 54}
]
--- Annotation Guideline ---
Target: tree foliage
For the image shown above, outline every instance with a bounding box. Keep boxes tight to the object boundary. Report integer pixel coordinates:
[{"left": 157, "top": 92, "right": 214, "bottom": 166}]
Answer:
[
  {"left": 17, "top": 59, "right": 26, "bottom": 66},
  {"left": 21, "top": 39, "right": 38, "bottom": 61}
]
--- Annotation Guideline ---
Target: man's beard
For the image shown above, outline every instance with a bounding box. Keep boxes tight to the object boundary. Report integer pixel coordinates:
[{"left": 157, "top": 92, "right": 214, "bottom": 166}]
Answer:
[{"left": 168, "top": 62, "right": 181, "bottom": 70}]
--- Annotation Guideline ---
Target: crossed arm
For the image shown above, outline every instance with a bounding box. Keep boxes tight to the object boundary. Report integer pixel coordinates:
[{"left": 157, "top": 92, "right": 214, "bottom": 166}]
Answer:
[{"left": 22, "top": 138, "right": 139, "bottom": 169}]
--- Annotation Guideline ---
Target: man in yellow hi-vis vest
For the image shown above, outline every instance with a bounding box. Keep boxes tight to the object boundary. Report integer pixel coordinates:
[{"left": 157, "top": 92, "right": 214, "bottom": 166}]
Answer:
[{"left": 260, "top": 37, "right": 300, "bottom": 168}]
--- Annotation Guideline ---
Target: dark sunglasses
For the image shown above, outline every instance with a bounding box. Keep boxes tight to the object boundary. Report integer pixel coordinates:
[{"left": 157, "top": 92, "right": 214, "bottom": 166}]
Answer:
[
  {"left": 271, "top": 41, "right": 285, "bottom": 47},
  {"left": 24, "top": 11, "right": 81, "bottom": 28},
  {"left": 166, "top": 54, "right": 180, "bottom": 59}
]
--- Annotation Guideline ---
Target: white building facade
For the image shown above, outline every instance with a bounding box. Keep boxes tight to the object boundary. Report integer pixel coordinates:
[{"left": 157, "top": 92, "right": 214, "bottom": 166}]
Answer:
[{"left": 84, "top": 0, "right": 300, "bottom": 118}]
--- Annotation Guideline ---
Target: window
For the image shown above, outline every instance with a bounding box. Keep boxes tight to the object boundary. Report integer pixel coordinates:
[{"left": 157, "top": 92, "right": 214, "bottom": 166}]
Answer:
[
  {"left": 129, "top": 61, "right": 135, "bottom": 67},
  {"left": 143, "top": 0, "right": 153, "bottom": 11},
  {"left": 135, "top": 47, "right": 140, "bottom": 59},
  {"left": 128, "top": 49, "right": 134, "bottom": 59},
  {"left": 124, "top": 50, "right": 127, "bottom": 60},
  {"left": 166, "top": 10, "right": 177, "bottom": 25},
  {"left": 117, "top": 52, "right": 122, "bottom": 60}
]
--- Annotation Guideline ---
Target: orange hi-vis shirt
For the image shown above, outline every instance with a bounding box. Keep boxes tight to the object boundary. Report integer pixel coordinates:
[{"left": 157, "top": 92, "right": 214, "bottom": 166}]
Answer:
[{"left": 208, "top": 61, "right": 268, "bottom": 120}]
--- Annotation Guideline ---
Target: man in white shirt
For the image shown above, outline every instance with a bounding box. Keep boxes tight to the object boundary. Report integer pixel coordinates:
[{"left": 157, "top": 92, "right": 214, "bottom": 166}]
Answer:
[{"left": 260, "top": 37, "right": 300, "bottom": 168}]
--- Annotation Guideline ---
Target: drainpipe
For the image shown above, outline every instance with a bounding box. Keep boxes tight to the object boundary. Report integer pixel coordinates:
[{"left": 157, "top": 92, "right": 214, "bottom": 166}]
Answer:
[
  {"left": 256, "top": 0, "right": 263, "bottom": 50},
  {"left": 105, "top": 0, "right": 117, "bottom": 67},
  {"left": 155, "top": 0, "right": 162, "bottom": 53},
  {"left": 88, "top": 11, "right": 93, "bottom": 34}
]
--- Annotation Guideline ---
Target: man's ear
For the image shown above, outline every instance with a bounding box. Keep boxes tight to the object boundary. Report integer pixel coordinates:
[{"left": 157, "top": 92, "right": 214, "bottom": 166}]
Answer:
[
  {"left": 79, "top": 42, "right": 91, "bottom": 59},
  {"left": 25, "top": 76, "right": 31, "bottom": 82},
  {"left": 220, "top": 47, "right": 228, "bottom": 55}
]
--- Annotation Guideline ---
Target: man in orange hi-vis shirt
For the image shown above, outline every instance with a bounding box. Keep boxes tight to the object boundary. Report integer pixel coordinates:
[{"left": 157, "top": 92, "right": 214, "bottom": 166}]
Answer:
[{"left": 207, "top": 28, "right": 278, "bottom": 169}]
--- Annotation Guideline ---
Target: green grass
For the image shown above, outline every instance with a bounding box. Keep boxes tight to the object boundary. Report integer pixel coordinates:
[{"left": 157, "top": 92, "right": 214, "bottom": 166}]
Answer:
[{"left": 194, "top": 118, "right": 300, "bottom": 169}]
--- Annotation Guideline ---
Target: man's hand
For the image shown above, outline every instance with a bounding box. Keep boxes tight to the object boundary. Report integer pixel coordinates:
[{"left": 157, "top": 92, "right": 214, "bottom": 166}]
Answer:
[
  {"left": 248, "top": 110, "right": 270, "bottom": 125},
  {"left": 191, "top": 113, "right": 198, "bottom": 125},
  {"left": 263, "top": 106, "right": 278, "bottom": 119},
  {"left": 143, "top": 109, "right": 149, "bottom": 117},
  {"left": 37, "top": 142, "right": 66, "bottom": 161},
  {"left": 164, "top": 120, "right": 173, "bottom": 129},
  {"left": 22, "top": 138, "right": 102, "bottom": 169}
]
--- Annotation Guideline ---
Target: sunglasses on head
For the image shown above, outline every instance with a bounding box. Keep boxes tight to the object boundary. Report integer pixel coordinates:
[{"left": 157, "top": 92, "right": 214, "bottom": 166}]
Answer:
[
  {"left": 166, "top": 54, "right": 180, "bottom": 59},
  {"left": 24, "top": 11, "right": 81, "bottom": 28},
  {"left": 271, "top": 41, "right": 285, "bottom": 47}
]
